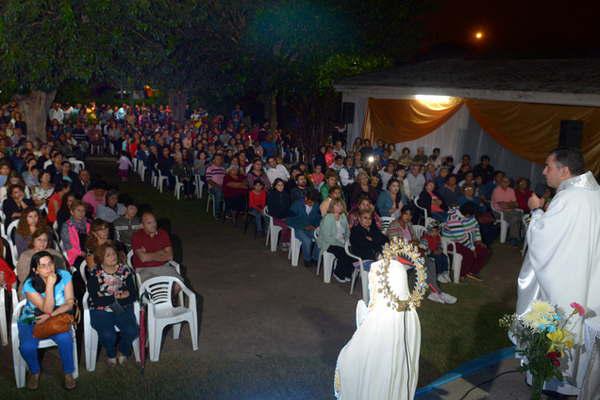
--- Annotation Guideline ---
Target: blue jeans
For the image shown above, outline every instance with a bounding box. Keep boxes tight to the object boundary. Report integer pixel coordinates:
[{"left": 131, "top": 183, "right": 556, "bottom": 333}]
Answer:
[
  {"left": 248, "top": 209, "right": 265, "bottom": 233},
  {"left": 18, "top": 322, "right": 75, "bottom": 374},
  {"left": 430, "top": 253, "right": 449, "bottom": 274},
  {"left": 90, "top": 306, "right": 138, "bottom": 358},
  {"left": 209, "top": 186, "right": 223, "bottom": 217},
  {"left": 295, "top": 229, "right": 320, "bottom": 262}
]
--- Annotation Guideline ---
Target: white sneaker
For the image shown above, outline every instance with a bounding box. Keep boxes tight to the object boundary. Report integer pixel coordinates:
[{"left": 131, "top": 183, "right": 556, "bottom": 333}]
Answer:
[
  {"left": 437, "top": 273, "right": 451, "bottom": 284},
  {"left": 440, "top": 292, "right": 457, "bottom": 304},
  {"left": 427, "top": 292, "right": 445, "bottom": 304}
]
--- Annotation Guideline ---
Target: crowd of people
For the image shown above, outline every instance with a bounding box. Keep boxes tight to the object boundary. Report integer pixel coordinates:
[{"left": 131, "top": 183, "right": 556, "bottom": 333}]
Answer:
[{"left": 0, "top": 98, "right": 545, "bottom": 390}]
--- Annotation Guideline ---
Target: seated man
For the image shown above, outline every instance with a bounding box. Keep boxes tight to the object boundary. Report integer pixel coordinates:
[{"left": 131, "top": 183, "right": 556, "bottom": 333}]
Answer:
[
  {"left": 131, "top": 211, "right": 180, "bottom": 284},
  {"left": 491, "top": 176, "right": 523, "bottom": 245},
  {"left": 113, "top": 200, "right": 141, "bottom": 250},
  {"left": 286, "top": 190, "right": 322, "bottom": 267}
]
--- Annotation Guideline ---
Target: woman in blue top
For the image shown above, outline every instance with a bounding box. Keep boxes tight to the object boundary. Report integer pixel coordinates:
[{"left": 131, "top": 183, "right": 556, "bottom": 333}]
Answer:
[{"left": 19, "top": 251, "right": 76, "bottom": 390}]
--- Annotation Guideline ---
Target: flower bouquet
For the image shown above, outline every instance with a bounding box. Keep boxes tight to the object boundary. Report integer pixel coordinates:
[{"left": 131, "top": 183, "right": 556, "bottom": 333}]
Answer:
[{"left": 500, "top": 301, "right": 586, "bottom": 400}]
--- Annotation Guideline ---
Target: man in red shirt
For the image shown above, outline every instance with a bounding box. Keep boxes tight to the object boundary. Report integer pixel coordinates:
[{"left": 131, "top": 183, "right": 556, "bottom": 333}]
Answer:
[{"left": 131, "top": 211, "right": 181, "bottom": 284}]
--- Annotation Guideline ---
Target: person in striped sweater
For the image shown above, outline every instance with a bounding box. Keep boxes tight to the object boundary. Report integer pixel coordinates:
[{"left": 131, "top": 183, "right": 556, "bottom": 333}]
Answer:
[{"left": 442, "top": 202, "right": 490, "bottom": 281}]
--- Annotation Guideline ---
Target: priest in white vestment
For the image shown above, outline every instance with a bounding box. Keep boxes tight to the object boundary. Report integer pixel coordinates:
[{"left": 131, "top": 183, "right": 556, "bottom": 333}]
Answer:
[
  {"left": 334, "top": 259, "right": 421, "bottom": 400},
  {"left": 517, "top": 148, "right": 600, "bottom": 397}
]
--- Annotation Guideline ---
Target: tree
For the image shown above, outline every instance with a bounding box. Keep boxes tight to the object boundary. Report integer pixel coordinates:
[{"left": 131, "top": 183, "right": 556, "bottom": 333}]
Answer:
[{"left": 0, "top": 0, "right": 170, "bottom": 139}]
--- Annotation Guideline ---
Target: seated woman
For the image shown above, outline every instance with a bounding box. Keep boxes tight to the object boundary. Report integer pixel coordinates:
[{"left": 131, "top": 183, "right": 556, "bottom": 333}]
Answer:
[
  {"left": 319, "top": 170, "right": 339, "bottom": 201},
  {"left": 222, "top": 165, "right": 249, "bottom": 223},
  {"left": 376, "top": 178, "right": 403, "bottom": 218},
  {"left": 458, "top": 183, "right": 497, "bottom": 245},
  {"left": 31, "top": 171, "right": 55, "bottom": 209},
  {"left": 17, "top": 229, "right": 67, "bottom": 295},
  {"left": 320, "top": 185, "right": 343, "bottom": 216},
  {"left": 96, "top": 190, "right": 126, "bottom": 224},
  {"left": 87, "top": 243, "right": 138, "bottom": 366},
  {"left": 442, "top": 203, "right": 491, "bottom": 282},
  {"left": 348, "top": 196, "right": 382, "bottom": 230},
  {"left": 4, "top": 184, "right": 34, "bottom": 225},
  {"left": 56, "top": 192, "right": 76, "bottom": 233},
  {"left": 172, "top": 153, "right": 195, "bottom": 199},
  {"left": 59, "top": 199, "right": 90, "bottom": 268},
  {"left": 18, "top": 251, "right": 76, "bottom": 390},
  {"left": 388, "top": 207, "right": 456, "bottom": 304},
  {"left": 47, "top": 182, "right": 71, "bottom": 226},
  {"left": 514, "top": 177, "right": 532, "bottom": 213},
  {"left": 14, "top": 208, "right": 50, "bottom": 256},
  {"left": 349, "top": 210, "right": 388, "bottom": 269},
  {"left": 350, "top": 172, "right": 378, "bottom": 209},
  {"left": 316, "top": 198, "right": 355, "bottom": 283},
  {"left": 266, "top": 178, "right": 291, "bottom": 249},
  {"left": 85, "top": 219, "right": 125, "bottom": 268},
  {"left": 418, "top": 181, "right": 447, "bottom": 222}
]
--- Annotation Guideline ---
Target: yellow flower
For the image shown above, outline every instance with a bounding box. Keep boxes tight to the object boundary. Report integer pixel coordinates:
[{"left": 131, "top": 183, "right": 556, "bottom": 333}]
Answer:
[
  {"left": 523, "top": 301, "right": 556, "bottom": 330},
  {"left": 547, "top": 329, "right": 566, "bottom": 343},
  {"left": 547, "top": 329, "right": 575, "bottom": 353}
]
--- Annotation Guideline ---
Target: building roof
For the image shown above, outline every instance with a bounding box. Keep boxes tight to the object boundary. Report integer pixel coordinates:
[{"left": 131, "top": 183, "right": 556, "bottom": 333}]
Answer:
[{"left": 334, "top": 58, "right": 600, "bottom": 106}]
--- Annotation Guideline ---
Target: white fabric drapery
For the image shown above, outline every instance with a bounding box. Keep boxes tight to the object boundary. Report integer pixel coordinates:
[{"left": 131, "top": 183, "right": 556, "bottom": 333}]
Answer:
[{"left": 392, "top": 105, "right": 545, "bottom": 185}]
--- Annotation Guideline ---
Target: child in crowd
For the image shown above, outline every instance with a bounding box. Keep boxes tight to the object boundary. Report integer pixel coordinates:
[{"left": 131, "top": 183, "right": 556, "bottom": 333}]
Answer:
[
  {"left": 248, "top": 180, "right": 267, "bottom": 235},
  {"left": 419, "top": 221, "right": 451, "bottom": 283},
  {"left": 309, "top": 164, "right": 324, "bottom": 187},
  {"left": 117, "top": 151, "right": 133, "bottom": 182}
]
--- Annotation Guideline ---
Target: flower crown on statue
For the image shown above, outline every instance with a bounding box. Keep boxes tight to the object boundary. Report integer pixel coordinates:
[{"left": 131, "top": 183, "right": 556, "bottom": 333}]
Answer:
[{"left": 377, "top": 237, "right": 428, "bottom": 312}]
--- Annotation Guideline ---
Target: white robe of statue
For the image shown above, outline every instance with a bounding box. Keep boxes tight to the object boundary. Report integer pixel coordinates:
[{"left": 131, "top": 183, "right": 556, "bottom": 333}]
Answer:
[
  {"left": 334, "top": 259, "right": 421, "bottom": 400},
  {"left": 517, "top": 171, "right": 600, "bottom": 397}
]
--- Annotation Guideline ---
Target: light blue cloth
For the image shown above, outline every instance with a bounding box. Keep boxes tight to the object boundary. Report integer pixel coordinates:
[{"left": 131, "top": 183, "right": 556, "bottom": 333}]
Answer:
[{"left": 20, "top": 269, "right": 72, "bottom": 324}]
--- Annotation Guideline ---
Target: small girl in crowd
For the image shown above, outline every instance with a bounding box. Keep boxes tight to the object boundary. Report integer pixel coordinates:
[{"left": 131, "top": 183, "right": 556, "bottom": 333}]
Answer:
[
  {"left": 248, "top": 180, "right": 267, "bottom": 235},
  {"left": 419, "top": 221, "right": 450, "bottom": 283},
  {"left": 117, "top": 151, "right": 133, "bottom": 182},
  {"left": 309, "top": 164, "right": 324, "bottom": 187}
]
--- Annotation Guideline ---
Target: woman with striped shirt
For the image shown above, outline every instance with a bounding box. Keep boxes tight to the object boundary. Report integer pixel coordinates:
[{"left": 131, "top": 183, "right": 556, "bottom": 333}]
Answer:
[{"left": 442, "top": 202, "right": 490, "bottom": 281}]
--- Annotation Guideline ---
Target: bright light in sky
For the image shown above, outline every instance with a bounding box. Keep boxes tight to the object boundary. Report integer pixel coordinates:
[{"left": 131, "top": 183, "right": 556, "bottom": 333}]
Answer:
[{"left": 475, "top": 31, "right": 484, "bottom": 40}]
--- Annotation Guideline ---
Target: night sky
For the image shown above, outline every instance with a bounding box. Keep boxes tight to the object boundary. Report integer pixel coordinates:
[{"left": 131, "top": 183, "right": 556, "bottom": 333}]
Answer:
[{"left": 422, "top": 0, "right": 600, "bottom": 58}]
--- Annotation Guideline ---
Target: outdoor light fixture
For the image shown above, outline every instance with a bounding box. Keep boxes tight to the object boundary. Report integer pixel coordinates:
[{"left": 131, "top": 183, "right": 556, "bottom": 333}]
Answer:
[
  {"left": 367, "top": 155, "right": 375, "bottom": 164},
  {"left": 475, "top": 31, "right": 484, "bottom": 40},
  {"left": 415, "top": 95, "right": 452, "bottom": 103}
]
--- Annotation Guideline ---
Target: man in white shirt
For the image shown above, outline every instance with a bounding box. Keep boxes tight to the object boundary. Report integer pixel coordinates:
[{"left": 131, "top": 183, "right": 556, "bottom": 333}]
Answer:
[
  {"left": 48, "top": 103, "right": 64, "bottom": 124},
  {"left": 265, "top": 156, "right": 290, "bottom": 184},
  {"left": 406, "top": 164, "right": 426, "bottom": 198},
  {"left": 333, "top": 140, "right": 347, "bottom": 158}
]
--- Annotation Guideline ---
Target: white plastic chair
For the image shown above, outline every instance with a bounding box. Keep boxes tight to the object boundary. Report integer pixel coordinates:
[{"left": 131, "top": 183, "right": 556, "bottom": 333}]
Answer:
[
  {"left": 82, "top": 291, "right": 141, "bottom": 371},
  {"left": 412, "top": 224, "right": 427, "bottom": 240},
  {"left": 264, "top": 208, "right": 282, "bottom": 252},
  {"left": 380, "top": 216, "right": 394, "bottom": 234},
  {"left": 0, "top": 286, "right": 8, "bottom": 345},
  {"left": 490, "top": 203, "right": 509, "bottom": 244},
  {"left": 156, "top": 166, "right": 168, "bottom": 193},
  {"left": 43, "top": 160, "right": 53, "bottom": 170},
  {"left": 194, "top": 175, "right": 204, "bottom": 199},
  {"left": 11, "top": 296, "right": 79, "bottom": 388},
  {"left": 344, "top": 241, "right": 369, "bottom": 303},
  {"left": 314, "top": 228, "right": 337, "bottom": 283},
  {"left": 174, "top": 176, "right": 184, "bottom": 200},
  {"left": 441, "top": 237, "right": 463, "bottom": 283},
  {"left": 287, "top": 227, "right": 302, "bottom": 267},
  {"left": 6, "top": 219, "right": 19, "bottom": 266},
  {"left": 141, "top": 276, "right": 198, "bottom": 362},
  {"left": 68, "top": 158, "right": 85, "bottom": 174}
]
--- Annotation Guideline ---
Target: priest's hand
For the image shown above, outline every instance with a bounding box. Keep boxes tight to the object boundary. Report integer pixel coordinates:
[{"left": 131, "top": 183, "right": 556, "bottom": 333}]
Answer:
[{"left": 528, "top": 193, "right": 545, "bottom": 211}]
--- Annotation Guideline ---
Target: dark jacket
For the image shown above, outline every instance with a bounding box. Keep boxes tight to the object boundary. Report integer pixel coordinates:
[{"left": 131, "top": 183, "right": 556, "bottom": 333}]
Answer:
[
  {"left": 267, "top": 189, "right": 291, "bottom": 219},
  {"left": 350, "top": 222, "right": 388, "bottom": 261},
  {"left": 418, "top": 190, "right": 446, "bottom": 215},
  {"left": 286, "top": 199, "right": 321, "bottom": 231}
]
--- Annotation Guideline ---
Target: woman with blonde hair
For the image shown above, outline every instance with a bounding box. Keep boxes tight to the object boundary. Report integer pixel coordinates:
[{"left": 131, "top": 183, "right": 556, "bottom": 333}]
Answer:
[{"left": 316, "top": 198, "right": 354, "bottom": 283}]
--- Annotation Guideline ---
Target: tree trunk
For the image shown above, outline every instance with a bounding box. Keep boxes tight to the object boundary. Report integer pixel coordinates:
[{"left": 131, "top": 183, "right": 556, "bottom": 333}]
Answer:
[
  {"left": 14, "top": 90, "right": 56, "bottom": 141},
  {"left": 269, "top": 91, "right": 278, "bottom": 129},
  {"left": 168, "top": 90, "right": 187, "bottom": 122}
]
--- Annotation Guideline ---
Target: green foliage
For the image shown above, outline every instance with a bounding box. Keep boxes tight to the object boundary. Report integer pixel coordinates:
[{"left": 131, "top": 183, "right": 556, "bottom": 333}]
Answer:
[{"left": 317, "top": 53, "right": 393, "bottom": 93}]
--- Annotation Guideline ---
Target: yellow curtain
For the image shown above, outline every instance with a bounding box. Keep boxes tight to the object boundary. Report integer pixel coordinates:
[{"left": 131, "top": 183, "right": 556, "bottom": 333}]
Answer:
[
  {"left": 363, "top": 97, "right": 463, "bottom": 143},
  {"left": 465, "top": 99, "right": 600, "bottom": 174}
]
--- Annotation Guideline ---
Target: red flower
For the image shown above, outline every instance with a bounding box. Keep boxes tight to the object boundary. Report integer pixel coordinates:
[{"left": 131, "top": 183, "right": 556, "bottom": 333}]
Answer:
[
  {"left": 546, "top": 351, "right": 561, "bottom": 367},
  {"left": 570, "top": 302, "right": 585, "bottom": 316}
]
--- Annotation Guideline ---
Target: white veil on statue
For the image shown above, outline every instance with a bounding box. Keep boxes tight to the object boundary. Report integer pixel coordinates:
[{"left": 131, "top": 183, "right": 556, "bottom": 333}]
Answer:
[{"left": 334, "top": 259, "right": 421, "bottom": 400}]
